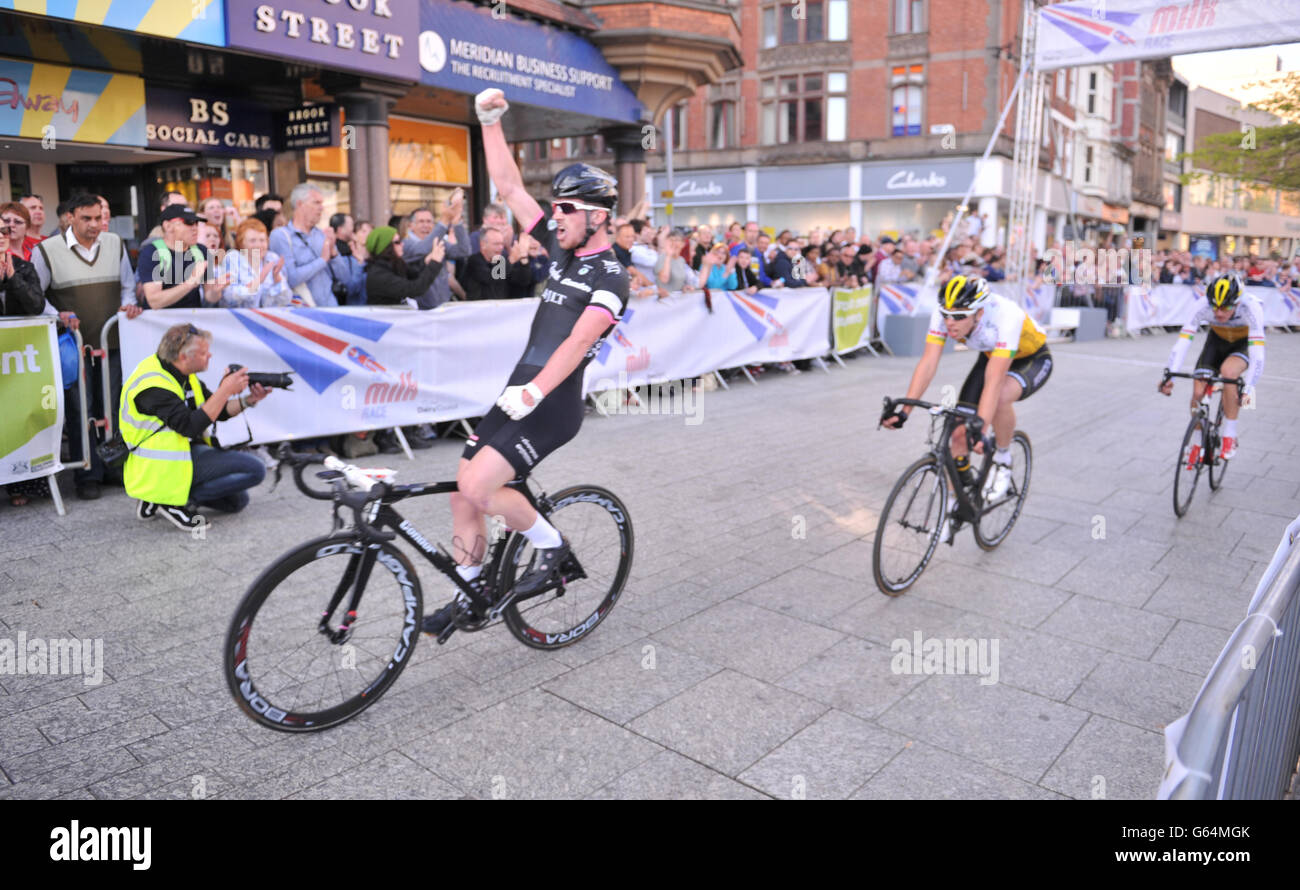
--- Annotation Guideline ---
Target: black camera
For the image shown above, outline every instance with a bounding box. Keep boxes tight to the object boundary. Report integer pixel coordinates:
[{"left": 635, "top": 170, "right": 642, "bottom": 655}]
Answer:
[
  {"left": 226, "top": 363, "right": 294, "bottom": 390},
  {"left": 331, "top": 279, "right": 349, "bottom": 302}
]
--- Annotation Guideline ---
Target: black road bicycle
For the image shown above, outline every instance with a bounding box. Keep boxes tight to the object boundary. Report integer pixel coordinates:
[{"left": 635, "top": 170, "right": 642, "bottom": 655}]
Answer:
[
  {"left": 224, "top": 449, "right": 633, "bottom": 732},
  {"left": 1164, "top": 371, "right": 1243, "bottom": 518},
  {"left": 873, "top": 397, "right": 1033, "bottom": 595}
]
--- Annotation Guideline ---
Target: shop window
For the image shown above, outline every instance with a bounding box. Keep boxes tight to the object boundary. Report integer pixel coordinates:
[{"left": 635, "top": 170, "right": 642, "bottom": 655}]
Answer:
[
  {"left": 891, "top": 65, "right": 923, "bottom": 137},
  {"left": 1164, "top": 181, "right": 1182, "bottom": 213},
  {"left": 669, "top": 102, "right": 687, "bottom": 151},
  {"left": 1164, "top": 132, "right": 1183, "bottom": 163},
  {"left": 764, "top": 0, "right": 843, "bottom": 44},
  {"left": 894, "top": 0, "right": 924, "bottom": 33},
  {"left": 762, "top": 74, "right": 832, "bottom": 145},
  {"left": 7, "top": 163, "right": 31, "bottom": 203},
  {"left": 826, "top": 72, "right": 847, "bottom": 142}
]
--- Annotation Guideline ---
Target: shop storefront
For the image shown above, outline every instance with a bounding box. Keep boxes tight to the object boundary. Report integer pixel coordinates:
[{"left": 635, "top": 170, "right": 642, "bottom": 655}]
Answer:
[
  {"left": 3, "top": 0, "right": 654, "bottom": 242},
  {"left": 1181, "top": 203, "right": 1299, "bottom": 260},
  {"left": 144, "top": 87, "right": 277, "bottom": 219},
  {"left": 648, "top": 157, "right": 979, "bottom": 239},
  {"left": 0, "top": 53, "right": 193, "bottom": 243}
]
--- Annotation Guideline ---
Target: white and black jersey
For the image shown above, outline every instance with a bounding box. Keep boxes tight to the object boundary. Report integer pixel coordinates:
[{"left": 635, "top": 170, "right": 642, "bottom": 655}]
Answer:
[{"left": 517, "top": 213, "right": 629, "bottom": 373}]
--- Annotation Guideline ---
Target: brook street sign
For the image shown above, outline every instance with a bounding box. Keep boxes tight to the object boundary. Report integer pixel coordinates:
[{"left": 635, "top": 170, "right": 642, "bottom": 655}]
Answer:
[{"left": 226, "top": 0, "right": 420, "bottom": 81}]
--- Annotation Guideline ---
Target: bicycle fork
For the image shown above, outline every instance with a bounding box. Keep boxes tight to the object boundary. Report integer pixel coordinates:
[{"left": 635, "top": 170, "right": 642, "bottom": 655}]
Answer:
[{"left": 318, "top": 547, "right": 378, "bottom": 644}]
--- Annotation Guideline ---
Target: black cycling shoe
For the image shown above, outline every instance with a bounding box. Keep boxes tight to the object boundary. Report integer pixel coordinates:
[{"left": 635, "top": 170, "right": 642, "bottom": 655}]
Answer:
[
  {"left": 421, "top": 602, "right": 458, "bottom": 636},
  {"left": 512, "top": 538, "right": 571, "bottom": 598}
]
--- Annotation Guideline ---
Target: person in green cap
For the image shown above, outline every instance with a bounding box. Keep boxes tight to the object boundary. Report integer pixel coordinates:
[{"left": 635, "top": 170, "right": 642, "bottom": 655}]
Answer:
[{"left": 363, "top": 225, "right": 445, "bottom": 306}]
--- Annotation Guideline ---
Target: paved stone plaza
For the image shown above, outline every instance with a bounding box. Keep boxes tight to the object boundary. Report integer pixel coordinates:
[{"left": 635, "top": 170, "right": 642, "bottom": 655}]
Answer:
[{"left": 1, "top": 332, "right": 1297, "bottom": 800}]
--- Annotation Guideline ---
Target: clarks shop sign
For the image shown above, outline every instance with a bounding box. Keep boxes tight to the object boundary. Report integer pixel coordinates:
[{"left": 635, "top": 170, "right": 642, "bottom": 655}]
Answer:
[
  {"left": 859, "top": 158, "right": 973, "bottom": 199},
  {"left": 226, "top": 0, "right": 420, "bottom": 81},
  {"left": 145, "top": 88, "right": 275, "bottom": 158}
]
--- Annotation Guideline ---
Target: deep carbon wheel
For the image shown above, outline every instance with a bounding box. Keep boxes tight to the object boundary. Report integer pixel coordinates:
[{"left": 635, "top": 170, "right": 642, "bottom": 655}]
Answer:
[
  {"left": 974, "top": 431, "right": 1032, "bottom": 551},
  {"left": 873, "top": 456, "right": 947, "bottom": 596},
  {"left": 224, "top": 535, "right": 423, "bottom": 732},
  {"left": 1173, "top": 416, "right": 1206, "bottom": 518},
  {"left": 498, "top": 485, "right": 633, "bottom": 650},
  {"left": 1208, "top": 402, "right": 1228, "bottom": 491}
]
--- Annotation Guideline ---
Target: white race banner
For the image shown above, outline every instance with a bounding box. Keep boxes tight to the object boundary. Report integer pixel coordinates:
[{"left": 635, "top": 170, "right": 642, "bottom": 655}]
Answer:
[
  {"left": 1124, "top": 284, "right": 1300, "bottom": 331},
  {"left": 1035, "top": 1, "right": 1300, "bottom": 72},
  {"left": 0, "top": 316, "right": 65, "bottom": 485},
  {"left": 583, "top": 288, "right": 831, "bottom": 393},
  {"left": 119, "top": 303, "right": 537, "bottom": 445}
]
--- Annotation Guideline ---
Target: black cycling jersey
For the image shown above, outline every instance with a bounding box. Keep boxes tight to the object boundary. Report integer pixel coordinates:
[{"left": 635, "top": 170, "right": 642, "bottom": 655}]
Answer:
[{"left": 518, "top": 213, "right": 629, "bottom": 373}]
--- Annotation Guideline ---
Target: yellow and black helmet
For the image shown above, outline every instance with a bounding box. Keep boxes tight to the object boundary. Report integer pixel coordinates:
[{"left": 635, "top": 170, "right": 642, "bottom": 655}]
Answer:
[
  {"left": 940, "top": 274, "right": 990, "bottom": 315},
  {"left": 1207, "top": 273, "right": 1242, "bottom": 310}
]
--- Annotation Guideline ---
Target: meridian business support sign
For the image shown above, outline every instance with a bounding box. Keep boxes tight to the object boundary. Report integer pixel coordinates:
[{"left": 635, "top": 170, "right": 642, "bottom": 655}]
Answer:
[
  {"left": 225, "top": 0, "right": 420, "bottom": 80},
  {"left": 417, "top": 0, "right": 643, "bottom": 124}
]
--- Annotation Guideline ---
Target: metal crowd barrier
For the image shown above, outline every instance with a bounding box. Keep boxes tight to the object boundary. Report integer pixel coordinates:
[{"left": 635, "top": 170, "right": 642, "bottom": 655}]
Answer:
[
  {"left": 40, "top": 326, "right": 91, "bottom": 517},
  {"left": 1160, "top": 515, "right": 1300, "bottom": 799}
]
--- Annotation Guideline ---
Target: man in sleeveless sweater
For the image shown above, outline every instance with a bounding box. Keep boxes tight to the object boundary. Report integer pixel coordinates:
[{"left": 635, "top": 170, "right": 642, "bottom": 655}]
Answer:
[{"left": 30, "top": 194, "right": 140, "bottom": 500}]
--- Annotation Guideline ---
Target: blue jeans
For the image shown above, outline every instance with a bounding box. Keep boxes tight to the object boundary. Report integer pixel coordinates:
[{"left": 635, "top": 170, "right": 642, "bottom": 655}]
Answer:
[{"left": 189, "top": 444, "right": 265, "bottom": 512}]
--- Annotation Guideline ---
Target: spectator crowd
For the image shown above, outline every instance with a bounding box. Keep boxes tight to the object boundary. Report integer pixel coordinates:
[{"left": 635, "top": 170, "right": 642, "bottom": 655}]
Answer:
[{"left": 3, "top": 180, "right": 1296, "bottom": 516}]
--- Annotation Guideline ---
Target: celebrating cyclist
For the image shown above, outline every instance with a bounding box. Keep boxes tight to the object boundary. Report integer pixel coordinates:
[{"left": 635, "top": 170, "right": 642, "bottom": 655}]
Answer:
[
  {"left": 1158, "top": 273, "right": 1264, "bottom": 460},
  {"left": 882, "top": 275, "right": 1052, "bottom": 517},
  {"left": 422, "top": 89, "right": 629, "bottom": 637}
]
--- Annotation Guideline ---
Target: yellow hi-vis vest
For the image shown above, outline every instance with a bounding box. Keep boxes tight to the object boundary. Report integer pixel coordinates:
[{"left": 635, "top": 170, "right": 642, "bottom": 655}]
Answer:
[{"left": 120, "top": 353, "right": 209, "bottom": 506}]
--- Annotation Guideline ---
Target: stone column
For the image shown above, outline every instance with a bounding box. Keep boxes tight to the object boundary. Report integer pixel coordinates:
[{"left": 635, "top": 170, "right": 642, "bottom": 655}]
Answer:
[
  {"left": 603, "top": 125, "right": 647, "bottom": 217},
  {"left": 322, "top": 77, "right": 406, "bottom": 225}
]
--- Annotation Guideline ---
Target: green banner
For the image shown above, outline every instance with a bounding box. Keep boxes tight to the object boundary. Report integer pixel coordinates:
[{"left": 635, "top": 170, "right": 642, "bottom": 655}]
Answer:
[
  {"left": 832, "top": 286, "right": 873, "bottom": 353},
  {"left": 0, "top": 318, "right": 63, "bottom": 485}
]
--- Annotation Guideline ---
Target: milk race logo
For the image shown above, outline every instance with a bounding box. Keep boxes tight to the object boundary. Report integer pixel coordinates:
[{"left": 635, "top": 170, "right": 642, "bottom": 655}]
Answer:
[
  {"left": 725, "top": 291, "right": 788, "bottom": 348},
  {"left": 1040, "top": 4, "right": 1140, "bottom": 54},
  {"left": 877, "top": 283, "right": 919, "bottom": 316},
  {"left": 230, "top": 308, "right": 425, "bottom": 421},
  {"left": 1021, "top": 282, "right": 1050, "bottom": 320}
]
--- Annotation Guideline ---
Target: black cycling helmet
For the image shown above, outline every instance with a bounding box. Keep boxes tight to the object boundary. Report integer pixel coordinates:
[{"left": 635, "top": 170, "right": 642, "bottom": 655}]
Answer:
[
  {"left": 940, "top": 273, "right": 991, "bottom": 315},
  {"left": 1207, "top": 273, "right": 1242, "bottom": 310},
  {"left": 552, "top": 163, "right": 618, "bottom": 210}
]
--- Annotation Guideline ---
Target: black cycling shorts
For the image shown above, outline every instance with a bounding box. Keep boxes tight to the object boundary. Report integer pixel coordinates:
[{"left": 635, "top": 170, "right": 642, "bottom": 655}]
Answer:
[
  {"left": 462, "top": 364, "right": 584, "bottom": 478},
  {"left": 958, "top": 347, "right": 1053, "bottom": 409},
  {"left": 1194, "top": 330, "right": 1249, "bottom": 377}
]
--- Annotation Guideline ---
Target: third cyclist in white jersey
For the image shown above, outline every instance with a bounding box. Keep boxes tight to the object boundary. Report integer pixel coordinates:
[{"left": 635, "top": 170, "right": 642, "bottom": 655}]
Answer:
[{"left": 1158, "top": 273, "right": 1265, "bottom": 460}]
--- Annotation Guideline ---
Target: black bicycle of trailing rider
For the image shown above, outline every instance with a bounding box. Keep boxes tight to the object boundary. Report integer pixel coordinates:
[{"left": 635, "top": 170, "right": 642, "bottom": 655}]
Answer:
[
  {"left": 224, "top": 448, "right": 633, "bottom": 732},
  {"left": 1164, "top": 371, "right": 1243, "bottom": 518},
  {"left": 872, "top": 396, "right": 1033, "bottom": 595}
]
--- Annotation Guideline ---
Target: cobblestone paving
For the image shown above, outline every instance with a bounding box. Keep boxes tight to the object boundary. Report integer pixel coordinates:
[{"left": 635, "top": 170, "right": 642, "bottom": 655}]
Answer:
[{"left": 1, "top": 332, "right": 1296, "bottom": 799}]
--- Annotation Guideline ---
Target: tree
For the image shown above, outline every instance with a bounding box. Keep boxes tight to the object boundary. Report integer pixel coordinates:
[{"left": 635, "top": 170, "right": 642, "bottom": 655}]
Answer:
[{"left": 1182, "top": 72, "right": 1300, "bottom": 193}]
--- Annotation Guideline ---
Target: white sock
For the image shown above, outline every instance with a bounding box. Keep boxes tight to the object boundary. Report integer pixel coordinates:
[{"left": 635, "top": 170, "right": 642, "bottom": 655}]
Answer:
[
  {"left": 994, "top": 446, "right": 1012, "bottom": 466},
  {"left": 1223, "top": 419, "right": 1238, "bottom": 438},
  {"left": 521, "top": 514, "right": 563, "bottom": 549},
  {"left": 456, "top": 564, "right": 481, "bottom": 581}
]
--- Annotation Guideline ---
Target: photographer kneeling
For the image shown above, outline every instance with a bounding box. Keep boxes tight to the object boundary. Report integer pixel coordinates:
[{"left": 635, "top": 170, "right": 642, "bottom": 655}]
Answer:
[{"left": 120, "top": 323, "right": 271, "bottom": 531}]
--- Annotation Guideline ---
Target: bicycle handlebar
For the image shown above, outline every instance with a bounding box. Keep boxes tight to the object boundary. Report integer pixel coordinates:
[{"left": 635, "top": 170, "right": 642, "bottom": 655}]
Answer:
[
  {"left": 1162, "top": 370, "right": 1245, "bottom": 389},
  {"left": 881, "top": 396, "right": 988, "bottom": 447}
]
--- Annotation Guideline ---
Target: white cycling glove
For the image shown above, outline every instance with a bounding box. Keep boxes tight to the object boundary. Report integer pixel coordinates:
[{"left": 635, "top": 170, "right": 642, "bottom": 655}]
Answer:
[
  {"left": 498, "top": 382, "right": 543, "bottom": 420},
  {"left": 475, "top": 88, "right": 508, "bottom": 126},
  {"left": 1241, "top": 385, "right": 1256, "bottom": 409}
]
